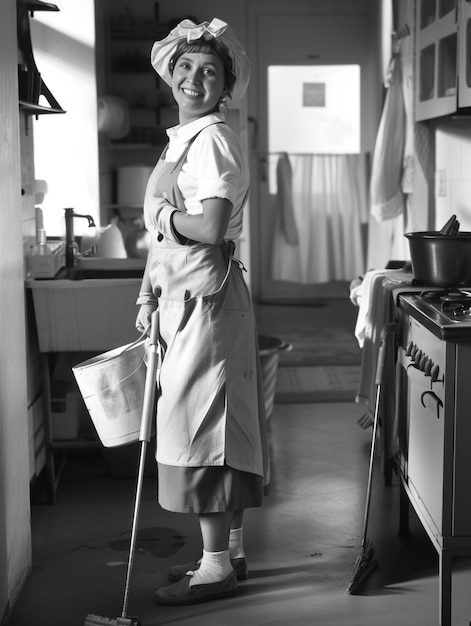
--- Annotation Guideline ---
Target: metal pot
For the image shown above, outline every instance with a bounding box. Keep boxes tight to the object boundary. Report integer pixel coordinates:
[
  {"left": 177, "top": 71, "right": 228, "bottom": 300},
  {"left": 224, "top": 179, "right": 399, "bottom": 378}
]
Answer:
[{"left": 405, "top": 231, "right": 471, "bottom": 287}]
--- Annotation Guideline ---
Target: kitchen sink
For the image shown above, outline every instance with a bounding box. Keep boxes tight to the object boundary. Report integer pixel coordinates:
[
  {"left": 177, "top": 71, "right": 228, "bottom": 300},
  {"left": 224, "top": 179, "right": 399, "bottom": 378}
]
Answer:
[
  {"left": 53, "top": 257, "right": 145, "bottom": 280},
  {"left": 54, "top": 266, "right": 144, "bottom": 280},
  {"left": 26, "top": 258, "right": 146, "bottom": 351}
]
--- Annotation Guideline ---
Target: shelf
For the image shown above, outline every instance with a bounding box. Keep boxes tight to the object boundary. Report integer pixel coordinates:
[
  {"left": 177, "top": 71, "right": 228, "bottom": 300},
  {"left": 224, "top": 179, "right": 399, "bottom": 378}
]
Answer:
[
  {"left": 108, "top": 142, "right": 163, "bottom": 151},
  {"left": 19, "top": 100, "right": 66, "bottom": 115},
  {"left": 109, "top": 17, "right": 167, "bottom": 41},
  {"left": 105, "top": 203, "right": 143, "bottom": 210}
]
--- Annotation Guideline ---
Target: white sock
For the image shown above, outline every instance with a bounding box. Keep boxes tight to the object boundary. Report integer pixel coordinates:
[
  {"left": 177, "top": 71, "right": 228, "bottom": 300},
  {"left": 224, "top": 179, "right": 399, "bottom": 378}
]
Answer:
[
  {"left": 189, "top": 549, "right": 232, "bottom": 587},
  {"left": 228, "top": 527, "right": 245, "bottom": 559}
]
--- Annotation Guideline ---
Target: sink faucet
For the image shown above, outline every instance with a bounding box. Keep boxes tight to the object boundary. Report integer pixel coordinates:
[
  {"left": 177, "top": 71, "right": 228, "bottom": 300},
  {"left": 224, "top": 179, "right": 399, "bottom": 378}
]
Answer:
[{"left": 64, "top": 207, "right": 96, "bottom": 267}]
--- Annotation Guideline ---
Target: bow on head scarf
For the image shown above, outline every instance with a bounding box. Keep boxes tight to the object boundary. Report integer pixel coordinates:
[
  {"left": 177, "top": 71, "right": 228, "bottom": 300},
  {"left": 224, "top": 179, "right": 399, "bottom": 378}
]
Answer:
[
  {"left": 151, "top": 18, "right": 250, "bottom": 105},
  {"left": 186, "top": 17, "right": 228, "bottom": 41}
]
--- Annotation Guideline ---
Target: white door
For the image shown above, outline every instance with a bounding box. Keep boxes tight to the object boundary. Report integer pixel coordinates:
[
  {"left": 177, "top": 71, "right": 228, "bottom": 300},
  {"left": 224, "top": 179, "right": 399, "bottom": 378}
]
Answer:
[{"left": 248, "top": 7, "right": 372, "bottom": 301}]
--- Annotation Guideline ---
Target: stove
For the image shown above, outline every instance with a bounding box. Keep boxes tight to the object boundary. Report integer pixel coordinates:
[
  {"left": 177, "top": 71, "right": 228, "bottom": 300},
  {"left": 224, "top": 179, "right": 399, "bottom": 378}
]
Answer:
[
  {"left": 399, "top": 289, "right": 471, "bottom": 340},
  {"left": 394, "top": 284, "right": 471, "bottom": 625}
]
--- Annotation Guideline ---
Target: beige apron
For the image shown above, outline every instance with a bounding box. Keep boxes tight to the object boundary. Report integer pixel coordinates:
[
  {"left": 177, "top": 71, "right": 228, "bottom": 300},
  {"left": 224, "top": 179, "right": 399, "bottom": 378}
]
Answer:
[{"left": 146, "top": 130, "right": 268, "bottom": 481}]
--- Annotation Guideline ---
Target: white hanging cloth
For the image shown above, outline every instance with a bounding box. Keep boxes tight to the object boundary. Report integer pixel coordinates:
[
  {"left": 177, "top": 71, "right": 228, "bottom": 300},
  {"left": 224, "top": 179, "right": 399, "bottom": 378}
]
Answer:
[
  {"left": 271, "top": 153, "right": 367, "bottom": 284},
  {"left": 370, "top": 49, "right": 406, "bottom": 222}
]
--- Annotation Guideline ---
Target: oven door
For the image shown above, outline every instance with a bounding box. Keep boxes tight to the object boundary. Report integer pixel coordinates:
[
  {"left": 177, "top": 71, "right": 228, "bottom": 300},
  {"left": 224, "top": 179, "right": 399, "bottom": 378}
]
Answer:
[{"left": 397, "top": 346, "right": 445, "bottom": 535}]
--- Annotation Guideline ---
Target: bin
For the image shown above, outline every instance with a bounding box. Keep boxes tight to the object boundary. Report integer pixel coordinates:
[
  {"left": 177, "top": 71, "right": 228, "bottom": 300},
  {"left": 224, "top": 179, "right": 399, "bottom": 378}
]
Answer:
[{"left": 258, "top": 335, "right": 291, "bottom": 420}]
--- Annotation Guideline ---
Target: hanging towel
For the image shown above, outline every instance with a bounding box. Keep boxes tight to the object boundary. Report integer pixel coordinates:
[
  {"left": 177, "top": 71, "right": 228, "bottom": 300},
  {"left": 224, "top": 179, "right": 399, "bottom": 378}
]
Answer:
[
  {"left": 370, "top": 52, "right": 406, "bottom": 222},
  {"left": 276, "top": 152, "right": 299, "bottom": 244}
]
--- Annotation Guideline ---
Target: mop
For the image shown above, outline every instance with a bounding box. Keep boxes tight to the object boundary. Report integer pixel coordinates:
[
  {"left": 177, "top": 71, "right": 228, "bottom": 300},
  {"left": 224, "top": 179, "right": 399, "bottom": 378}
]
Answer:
[
  {"left": 347, "top": 322, "right": 398, "bottom": 594},
  {"left": 84, "top": 310, "right": 160, "bottom": 626}
]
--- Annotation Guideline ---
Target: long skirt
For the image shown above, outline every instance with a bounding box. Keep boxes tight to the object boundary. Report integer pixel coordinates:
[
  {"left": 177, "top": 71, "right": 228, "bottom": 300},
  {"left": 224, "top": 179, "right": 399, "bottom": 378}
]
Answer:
[{"left": 158, "top": 463, "right": 264, "bottom": 513}]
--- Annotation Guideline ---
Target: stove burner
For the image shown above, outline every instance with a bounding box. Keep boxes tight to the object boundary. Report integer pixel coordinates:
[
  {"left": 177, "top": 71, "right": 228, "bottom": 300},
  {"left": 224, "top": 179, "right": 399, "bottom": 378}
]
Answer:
[
  {"left": 419, "top": 290, "right": 448, "bottom": 301},
  {"left": 440, "top": 290, "right": 471, "bottom": 303},
  {"left": 418, "top": 289, "right": 471, "bottom": 304},
  {"left": 446, "top": 302, "right": 471, "bottom": 320},
  {"left": 414, "top": 289, "right": 471, "bottom": 323}
]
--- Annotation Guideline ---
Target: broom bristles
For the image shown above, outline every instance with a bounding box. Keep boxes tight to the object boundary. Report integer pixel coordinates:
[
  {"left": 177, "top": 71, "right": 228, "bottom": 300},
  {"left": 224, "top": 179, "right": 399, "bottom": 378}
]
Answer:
[
  {"left": 347, "top": 540, "right": 378, "bottom": 594},
  {"left": 84, "top": 615, "right": 118, "bottom": 626},
  {"left": 84, "top": 615, "right": 139, "bottom": 626}
]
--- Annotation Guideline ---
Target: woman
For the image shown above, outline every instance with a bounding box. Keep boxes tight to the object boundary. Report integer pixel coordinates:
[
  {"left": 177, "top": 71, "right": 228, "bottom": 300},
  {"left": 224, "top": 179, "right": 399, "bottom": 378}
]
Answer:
[{"left": 135, "top": 18, "right": 269, "bottom": 605}]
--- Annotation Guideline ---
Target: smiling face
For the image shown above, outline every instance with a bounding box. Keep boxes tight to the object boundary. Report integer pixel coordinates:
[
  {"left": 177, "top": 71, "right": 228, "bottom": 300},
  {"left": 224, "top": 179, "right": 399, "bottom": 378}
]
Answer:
[{"left": 171, "top": 52, "right": 226, "bottom": 125}]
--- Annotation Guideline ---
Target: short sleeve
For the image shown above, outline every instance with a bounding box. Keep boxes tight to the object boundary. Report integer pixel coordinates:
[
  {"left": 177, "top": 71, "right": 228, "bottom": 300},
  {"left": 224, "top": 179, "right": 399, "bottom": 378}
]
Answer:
[{"left": 186, "top": 126, "right": 242, "bottom": 206}]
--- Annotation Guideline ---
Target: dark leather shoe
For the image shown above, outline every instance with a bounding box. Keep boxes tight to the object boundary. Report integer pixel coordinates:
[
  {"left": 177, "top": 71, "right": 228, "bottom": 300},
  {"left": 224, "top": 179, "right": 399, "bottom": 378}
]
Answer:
[
  {"left": 168, "top": 557, "right": 248, "bottom": 581},
  {"left": 155, "top": 571, "right": 238, "bottom": 605}
]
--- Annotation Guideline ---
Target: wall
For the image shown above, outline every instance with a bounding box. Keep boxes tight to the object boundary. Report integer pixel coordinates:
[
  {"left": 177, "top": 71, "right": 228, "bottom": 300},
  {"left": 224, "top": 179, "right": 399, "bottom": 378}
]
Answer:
[
  {"left": 30, "top": 1, "right": 100, "bottom": 238},
  {"left": 435, "top": 119, "right": 471, "bottom": 230},
  {"left": 0, "top": 0, "right": 32, "bottom": 620}
]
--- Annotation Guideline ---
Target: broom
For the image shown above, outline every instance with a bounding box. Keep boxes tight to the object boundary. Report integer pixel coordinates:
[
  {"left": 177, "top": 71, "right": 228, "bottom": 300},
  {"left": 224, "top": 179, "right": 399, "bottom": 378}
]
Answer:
[
  {"left": 347, "top": 322, "right": 398, "bottom": 594},
  {"left": 84, "top": 310, "right": 160, "bottom": 626}
]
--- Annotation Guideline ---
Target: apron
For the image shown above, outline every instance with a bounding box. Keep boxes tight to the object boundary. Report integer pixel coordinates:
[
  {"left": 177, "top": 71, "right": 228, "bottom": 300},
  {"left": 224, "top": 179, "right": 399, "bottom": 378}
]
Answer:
[{"left": 146, "top": 128, "right": 268, "bottom": 481}]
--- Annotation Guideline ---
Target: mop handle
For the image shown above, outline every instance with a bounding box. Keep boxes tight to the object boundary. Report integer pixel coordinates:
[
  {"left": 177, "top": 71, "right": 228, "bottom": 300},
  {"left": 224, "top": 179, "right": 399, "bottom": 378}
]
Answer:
[
  {"left": 362, "top": 322, "right": 399, "bottom": 544},
  {"left": 139, "top": 309, "right": 160, "bottom": 442},
  {"left": 375, "top": 322, "right": 399, "bottom": 386},
  {"left": 121, "top": 310, "right": 160, "bottom": 619}
]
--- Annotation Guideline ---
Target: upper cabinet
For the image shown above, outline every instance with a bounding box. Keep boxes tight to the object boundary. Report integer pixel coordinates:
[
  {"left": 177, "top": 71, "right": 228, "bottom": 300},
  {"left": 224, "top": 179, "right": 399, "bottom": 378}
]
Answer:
[
  {"left": 415, "top": 0, "right": 457, "bottom": 120},
  {"left": 415, "top": 0, "right": 471, "bottom": 120},
  {"left": 458, "top": 0, "right": 471, "bottom": 108}
]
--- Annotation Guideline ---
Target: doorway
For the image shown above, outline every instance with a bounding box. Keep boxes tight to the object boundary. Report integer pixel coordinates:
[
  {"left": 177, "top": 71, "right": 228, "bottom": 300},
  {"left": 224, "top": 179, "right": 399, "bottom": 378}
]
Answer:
[{"left": 248, "top": 3, "right": 377, "bottom": 301}]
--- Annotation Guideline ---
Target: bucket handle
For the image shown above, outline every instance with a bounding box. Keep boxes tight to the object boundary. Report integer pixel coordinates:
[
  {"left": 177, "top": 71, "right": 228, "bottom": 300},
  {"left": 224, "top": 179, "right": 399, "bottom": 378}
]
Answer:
[
  {"left": 279, "top": 341, "right": 293, "bottom": 352},
  {"left": 259, "top": 340, "right": 292, "bottom": 356},
  {"left": 95, "top": 327, "right": 151, "bottom": 365}
]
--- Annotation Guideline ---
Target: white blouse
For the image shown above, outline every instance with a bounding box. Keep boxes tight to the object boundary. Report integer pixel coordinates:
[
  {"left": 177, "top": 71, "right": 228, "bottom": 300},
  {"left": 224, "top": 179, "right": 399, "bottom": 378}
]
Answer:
[{"left": 163, "top": 112, "right": 249, "bottom": 241}]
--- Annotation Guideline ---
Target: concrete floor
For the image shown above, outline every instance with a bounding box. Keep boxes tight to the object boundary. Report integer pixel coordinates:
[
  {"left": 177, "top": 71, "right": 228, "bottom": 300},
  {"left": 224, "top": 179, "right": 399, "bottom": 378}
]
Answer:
[{"left": 6, "top": 301, "right": 471, "bottom": 625}]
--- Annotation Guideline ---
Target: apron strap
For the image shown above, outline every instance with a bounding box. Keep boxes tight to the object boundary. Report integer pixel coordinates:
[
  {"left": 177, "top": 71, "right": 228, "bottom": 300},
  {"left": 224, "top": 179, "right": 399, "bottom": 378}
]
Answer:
[{"left": 213, "top": 240, "right": 236, "bottom": 295}]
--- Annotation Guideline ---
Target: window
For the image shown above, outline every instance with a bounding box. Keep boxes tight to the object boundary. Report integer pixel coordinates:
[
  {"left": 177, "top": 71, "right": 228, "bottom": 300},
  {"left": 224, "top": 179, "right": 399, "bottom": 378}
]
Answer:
[{"left": 268, "top": 65, "right": 361, "bottom": 154}]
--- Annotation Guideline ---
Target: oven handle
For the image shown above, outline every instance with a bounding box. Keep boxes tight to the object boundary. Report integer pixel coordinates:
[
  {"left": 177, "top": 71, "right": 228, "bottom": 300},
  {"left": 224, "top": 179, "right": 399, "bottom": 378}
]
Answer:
[{"left": 420, "top": 390, "right": 443, "bottom": 419}]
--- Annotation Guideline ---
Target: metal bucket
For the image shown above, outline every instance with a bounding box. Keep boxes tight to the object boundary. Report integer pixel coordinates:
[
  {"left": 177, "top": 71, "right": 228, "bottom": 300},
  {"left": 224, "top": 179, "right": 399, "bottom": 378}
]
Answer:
[{"left": 258, "top": 335, "right": 292, "bottom": 420}]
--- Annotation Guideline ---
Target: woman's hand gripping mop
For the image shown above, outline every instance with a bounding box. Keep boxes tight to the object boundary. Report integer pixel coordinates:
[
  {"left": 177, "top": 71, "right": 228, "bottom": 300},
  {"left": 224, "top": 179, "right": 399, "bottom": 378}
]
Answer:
[{"left": 84, "top": 310, "right": 160, "bottom": 626}]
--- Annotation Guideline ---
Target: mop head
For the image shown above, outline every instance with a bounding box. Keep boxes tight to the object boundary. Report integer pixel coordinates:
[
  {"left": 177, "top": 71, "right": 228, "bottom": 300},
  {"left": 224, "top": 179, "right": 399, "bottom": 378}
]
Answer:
[{"left": 84, "top": 615, "right": 141, "bottom": 626}]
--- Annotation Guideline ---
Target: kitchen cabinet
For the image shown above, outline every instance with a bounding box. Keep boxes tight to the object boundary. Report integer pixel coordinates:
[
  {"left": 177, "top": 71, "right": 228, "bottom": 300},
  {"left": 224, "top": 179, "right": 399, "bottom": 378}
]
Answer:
[
  {"left": 415, "top": 0, "right": 458, "bottom": 120},
  {"left": 26, "top": 262, "right": 144, "bottom": 502},
  {"left": 415, "top": 0, "right": 471, "bottom": 120},
  {"left": 458, "top": 0, "right": 471, "bottom": 107}
]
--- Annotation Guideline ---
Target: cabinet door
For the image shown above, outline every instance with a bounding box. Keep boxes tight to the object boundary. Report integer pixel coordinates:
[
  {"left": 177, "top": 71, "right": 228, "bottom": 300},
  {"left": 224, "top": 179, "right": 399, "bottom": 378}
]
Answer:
[
  {"left": 458, "top": 0, "right": 471, "bottom": 107},
  {"left": 415, "top": 0, "right": 458, "bottom": 120}
]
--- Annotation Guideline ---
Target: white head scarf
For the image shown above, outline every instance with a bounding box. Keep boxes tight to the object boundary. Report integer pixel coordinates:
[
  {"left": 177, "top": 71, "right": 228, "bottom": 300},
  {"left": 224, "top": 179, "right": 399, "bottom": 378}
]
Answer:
[{"left": 151, "top": 18, "right": 251, "bottom": 105}]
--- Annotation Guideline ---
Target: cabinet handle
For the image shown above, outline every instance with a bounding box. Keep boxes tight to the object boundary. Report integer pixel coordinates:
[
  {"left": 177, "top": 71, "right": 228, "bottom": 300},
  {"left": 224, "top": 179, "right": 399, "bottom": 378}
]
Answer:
[{"left": 420, "top": 390, "right": 443, "bottom": 419}]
